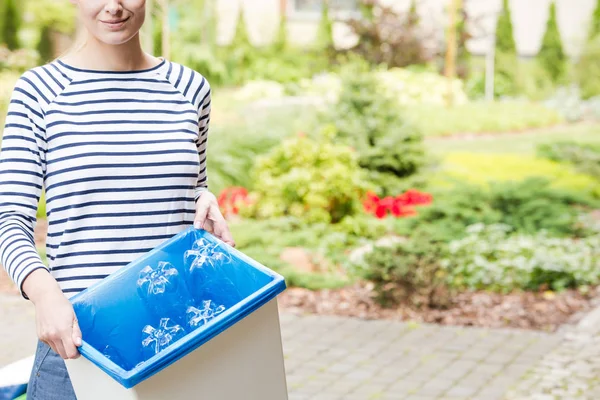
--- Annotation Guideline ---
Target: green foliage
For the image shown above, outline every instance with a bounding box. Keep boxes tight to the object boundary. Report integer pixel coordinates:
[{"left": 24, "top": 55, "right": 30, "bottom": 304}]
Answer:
[
  {"left": 443, "top": 224, "right": 600, "bottom": 292},
  {"left": 205, "top": 105, "right": 306, "bottom": 195},
  {"left": 326, "top": 63, "right": 427, "bottom": 196},
  {"left": 2, "top": 0, "right": 20, "bottom": 50},
  {"left": 467, "top": 56, "right": 555, "bottom": 101},
  {"left": 575, "top": 36, "right": 600, "bottom": 99},
  {"left": 589, "top": 0, "right": 600, "bottom": 40},
  {"left": 273, "top": 12, "right": 288, "bottom": 52},
  {"left": 244, "top": 127, "right": 369, "bottom": 223},
  {"left": 316, "top": 0, "right": 334, "bottom": 52},
  {"left": 538, "top": 2, "right": 567, "bottom": 82},
  {"left": 398, "top": 184, "right": 501, "bottom": 242},
  {"left": 228, "top": 217, "right": 353, "bottom": 290},
  {"left": 487, "top": 178, "right": 594, "bottom": 237},
  {"left": 537, "top": 141, "right": 600, "bottom": 179},
  {"left": 456, "top": 4, "right": 471, "bottom": 79},
  {"left": 495, "top": 0, "right": 516, "bottom": 54},
  {"left": 402, "top": 178, "right": 597, "bottom": 242},
  {"left": 27, "top": 0, "right": 76, "bottom": 35},
  {"left": 36, "top": 25, "right": 53, "bottom": 65},
  {"left": 363, "top": 235, "right": 451, "bottom": 308},
  {"left": 406, "top": 101, "right": 562, "bottom": 137}
]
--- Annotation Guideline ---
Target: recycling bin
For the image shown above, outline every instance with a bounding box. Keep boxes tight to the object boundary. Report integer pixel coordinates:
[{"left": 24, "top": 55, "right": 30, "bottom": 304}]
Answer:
[{"left": 65, "top": 227, "right": 288, "bottom": 400}]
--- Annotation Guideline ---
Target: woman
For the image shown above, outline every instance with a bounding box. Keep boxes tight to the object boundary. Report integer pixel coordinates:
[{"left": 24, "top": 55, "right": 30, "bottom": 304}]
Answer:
[{"left": 0, "top": 0, "right": 234, "bottom": 398}]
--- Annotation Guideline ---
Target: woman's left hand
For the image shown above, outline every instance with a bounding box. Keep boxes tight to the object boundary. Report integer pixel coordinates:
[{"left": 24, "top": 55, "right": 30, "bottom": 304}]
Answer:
[{"left": 193, "top": 191, "right": 236, "bottom": 247}]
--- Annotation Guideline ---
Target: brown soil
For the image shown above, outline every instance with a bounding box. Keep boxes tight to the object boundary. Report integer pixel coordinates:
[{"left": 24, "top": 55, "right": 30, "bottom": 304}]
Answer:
[{"left": 277, "top": 283, "right": 596, "bottom": 332}]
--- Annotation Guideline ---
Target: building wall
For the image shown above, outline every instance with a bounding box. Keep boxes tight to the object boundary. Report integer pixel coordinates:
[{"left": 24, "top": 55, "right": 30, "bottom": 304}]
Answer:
[{"left": 215, "top": 0, "right": 597, "bottom": 59}]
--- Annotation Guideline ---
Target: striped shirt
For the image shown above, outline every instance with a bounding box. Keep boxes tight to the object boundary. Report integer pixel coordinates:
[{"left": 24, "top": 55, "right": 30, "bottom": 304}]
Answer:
[{"left": 0, "top": 58, "right": 211, "bottom": 298}]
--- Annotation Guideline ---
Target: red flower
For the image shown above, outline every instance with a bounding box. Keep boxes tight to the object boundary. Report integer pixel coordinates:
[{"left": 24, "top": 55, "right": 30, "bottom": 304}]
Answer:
[
  {"left": 375, "top": 204, "right": 387, "bottom": 219},
  {"left": 362, "top": 191, "right": 380, "bottom": 213},
  {"left": 218, "top": 187, "right": 249, "bottom": 217},
  {"left": 362, "top": 189, "right": 432, "bottom": 220}
]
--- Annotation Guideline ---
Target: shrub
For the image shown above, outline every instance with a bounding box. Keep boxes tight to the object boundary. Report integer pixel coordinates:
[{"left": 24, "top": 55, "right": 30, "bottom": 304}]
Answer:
[
  {"left": 434, "top": 152, "right": 600, "bottom": 197},
  {"left": 443, "top": 224, "right": 600, "bottom": 292},
  {"left": 363, "top": 235, "right": 451, "bottom": 308},
  {"left": 205, "top": 105, "right": 307, "bottom": 195},
  {"left": 1, "top": 0, "right": 20, "bottom": 50},
  {"left": 326, "top": 64, "right": 427, "bottom": 196},
  {"left": 37, "top": 25, "right": 54, "bottom": 64},
  {"left": 401, "top": 177, "right": 597, "bottom": 242},
  {"left": 227, "top": 217, "right": 353, "bottom": 290},
  {"left": 537, "top": 141, "right": 600, "bottom": 179},
  {"left": 538, "top": 2, "right": 567, "bottom": 82},
  {"left": 376, "top": 68, "right": 468, "bottom": 106},
  {"left": 495, "top": 0, "right": 517, "bottom": 55},
  {"left": 488, "top": 178, "right": 594, "bottom": 237},
  {"left": 575, "top": 36, "right": 600, "bottom": 99},
  {"left": 316, "top": 0, "right": 334, "bottom": 52},
  {"left": 342, "top": 0, "right": 434, "bottom": 68},
  {"left": 589, "top": 0, "right": 600, "bottom": 40},
  {"left": 243, "top": 127, "right": 369, "bottom": 223},
  {"left": 397, "top": 184, "right": 501, "bottom": 242}
]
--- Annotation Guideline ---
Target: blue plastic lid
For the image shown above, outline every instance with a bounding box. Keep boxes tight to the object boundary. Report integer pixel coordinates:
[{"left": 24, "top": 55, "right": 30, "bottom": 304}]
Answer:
[{"left": 70, "top": 227, "right": 286, "bottom": 388}]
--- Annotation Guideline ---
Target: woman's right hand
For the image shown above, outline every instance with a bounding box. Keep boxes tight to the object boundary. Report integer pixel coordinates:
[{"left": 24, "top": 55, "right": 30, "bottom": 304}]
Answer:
[{"left": 23, "top": 269, "right": 82, "bottom": 360}]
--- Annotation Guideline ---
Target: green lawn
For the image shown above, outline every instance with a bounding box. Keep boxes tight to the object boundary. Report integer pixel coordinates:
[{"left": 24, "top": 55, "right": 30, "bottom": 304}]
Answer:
[{"left": 426, "top": 124, "right": 600, "bottom": 155}]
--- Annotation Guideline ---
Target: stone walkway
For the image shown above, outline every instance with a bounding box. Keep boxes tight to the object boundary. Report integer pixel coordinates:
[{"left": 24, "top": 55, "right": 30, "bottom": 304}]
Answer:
[
  {"left": 280, "top": 314, "right": 561, "bottom": 400},
  {"left": 0, "top": 294, "right": 570, "bottom": 400},
  {"left": 506, "top": 306, "right": 600, "bottom": 400}
]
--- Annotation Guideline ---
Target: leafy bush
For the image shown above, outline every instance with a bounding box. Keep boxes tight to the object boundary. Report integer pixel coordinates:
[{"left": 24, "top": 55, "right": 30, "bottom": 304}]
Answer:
[
  {"left": 400, "top": 177, "right": 597, "bottom": 242},
  {"left": 407, "top": 101, "right": 563, "bottom": 137},
  {"left": 537, "top": 141, "right": 600, "bottom": 179},
  {"left": 325, "top": 64, "right": 427, "bottom": 195},
  {"left": 543, "top": 86, "right": 587, "bottom": 122},
  {"left": 1, "top": 0, "right": 21, "bottom": 50},
  {"left": 288, "top": 66, "right": 468, "bottom": 107},
  {"left": 342, "top": 0, "right": 434, "bottom": 68},
  {"left": 243, "top": 127, "right": 369, "bottom": 223},
  {"left": 467, "top": 57, "right": 554, "bottom": 101},
  {"left": 37, "top": 25, "right": 53, "bottom": 64},
  {"left": 363, "top": 235, "right": 451, "bottom": 308},
  {"left": 228, "top": 217, "right": 353, "bottom": 290},
  {"left": 538, "top": 2, "right": 567, "bottom": 82},
  {"left": 487, "top": 178, "right": 594, "bottom": 237},
  {"left": 590, "top": 0, "right": 600, "bottom": 40},
  {"left": 376, "top": 68, "right": 468, "bottom": 106},
  {"left": 434, "top": 152, "right": 600, "bottom": 197},
  {"left": 443, "top": 224, "right": 600, "bottom": 292},
  {"left": 575, "top": 36, "right": 600, "bottom": 99},
  {"left": 205, "top": 105, "right": 307, "bottom": 195},
  {"left": 495, "top": 0, "right": 517, "bottom": 55},
  {"left": 396, "top": 184, "right": 501, "bottom": 242}
]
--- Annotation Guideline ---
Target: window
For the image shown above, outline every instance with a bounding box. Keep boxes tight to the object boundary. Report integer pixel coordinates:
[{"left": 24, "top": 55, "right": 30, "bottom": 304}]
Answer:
[{"left": 292, "top": 0, "right": 359, "bottom": 13}]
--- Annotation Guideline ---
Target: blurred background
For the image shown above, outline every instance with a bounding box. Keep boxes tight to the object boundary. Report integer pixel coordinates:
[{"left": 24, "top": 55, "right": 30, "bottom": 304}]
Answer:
[{"left": 1, "top": 0, "right": 600, "bottom": 398}]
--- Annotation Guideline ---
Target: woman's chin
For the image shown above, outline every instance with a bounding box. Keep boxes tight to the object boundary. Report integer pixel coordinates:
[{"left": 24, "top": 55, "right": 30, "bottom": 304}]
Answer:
[{"left": 97, "top": 31, "right": 138, "bottom": 46}]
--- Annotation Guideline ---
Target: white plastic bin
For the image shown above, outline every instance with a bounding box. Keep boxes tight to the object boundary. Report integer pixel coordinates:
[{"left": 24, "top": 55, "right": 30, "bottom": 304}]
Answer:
[{"left": 65, "top": 227, "right": 288, "bottom": 399}]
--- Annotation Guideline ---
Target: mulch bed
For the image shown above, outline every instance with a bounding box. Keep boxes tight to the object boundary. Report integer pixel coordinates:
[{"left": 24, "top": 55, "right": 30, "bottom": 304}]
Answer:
[
  {"left": 277, "top": 283, "right": 598, "bottom": 332},
  {"left": 0, "top": 219, "right": 594, "bottom": 333}
]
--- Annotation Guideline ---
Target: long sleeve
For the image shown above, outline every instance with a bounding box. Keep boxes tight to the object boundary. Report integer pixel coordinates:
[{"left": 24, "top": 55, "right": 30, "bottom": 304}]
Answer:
[
  {"left": 0, "top": 75, "right": 48, "bottom": 296},
  {"left": 195, "top": 83, "right": 211, "bottom": 201}
]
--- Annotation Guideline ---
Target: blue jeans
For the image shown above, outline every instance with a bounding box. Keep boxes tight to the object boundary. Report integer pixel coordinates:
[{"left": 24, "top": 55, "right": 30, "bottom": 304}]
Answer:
[{"left": 27, "top": 341, "right": 77, "bottom": 400}]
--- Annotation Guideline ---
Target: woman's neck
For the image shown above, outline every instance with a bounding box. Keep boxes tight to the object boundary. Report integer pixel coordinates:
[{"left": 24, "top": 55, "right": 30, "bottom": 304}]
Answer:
[{"left": 61, "top": 32, "right": 161, "bottom": 72}]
